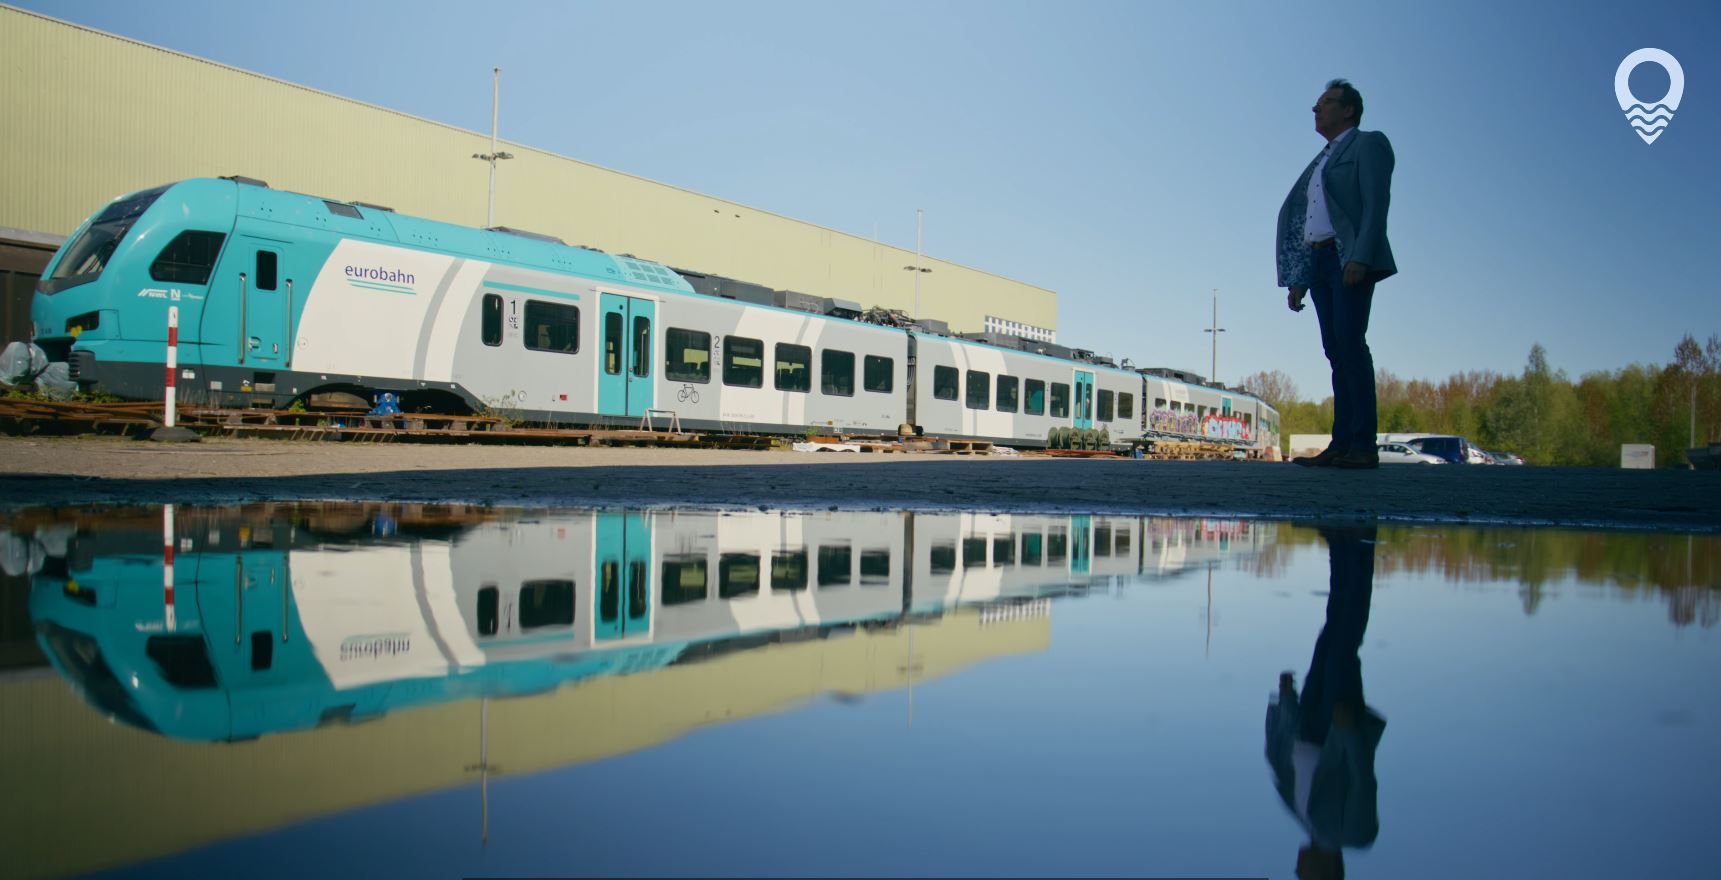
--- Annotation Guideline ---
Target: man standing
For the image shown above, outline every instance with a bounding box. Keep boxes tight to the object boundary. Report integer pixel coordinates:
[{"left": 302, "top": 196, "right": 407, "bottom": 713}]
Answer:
[{"left": 1277, "top": 79, "right": 1396, "bottom": 469}]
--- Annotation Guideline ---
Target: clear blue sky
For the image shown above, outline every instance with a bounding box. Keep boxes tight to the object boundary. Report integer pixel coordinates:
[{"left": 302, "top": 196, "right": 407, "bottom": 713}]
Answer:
[{"left": 18, "top": 0, "right": 1720, "bottom": 399}]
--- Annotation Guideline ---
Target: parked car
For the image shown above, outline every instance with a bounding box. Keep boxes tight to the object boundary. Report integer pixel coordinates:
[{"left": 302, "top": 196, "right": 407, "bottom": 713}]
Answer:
[
  {"left": 1377, "top": 442, "right": 1447, "bottom": 464},
  {"left": 1405, "top": 435, "right": 1473, "bottom": 465},
  {"left": 1486, "top": 450, "right": 1525, "bottom": 465}
]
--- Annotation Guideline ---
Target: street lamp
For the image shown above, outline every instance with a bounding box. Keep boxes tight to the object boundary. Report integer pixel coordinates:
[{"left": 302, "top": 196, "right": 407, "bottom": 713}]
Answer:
[
  {"left": 901, "top": 208, "right": 931, "bottom": 320},
  {"left": 471, "top": 67, "right": 514, "bottom": 228},
  {"left": 1203, "top": 288, "right": 1226, "bottom": 385}
]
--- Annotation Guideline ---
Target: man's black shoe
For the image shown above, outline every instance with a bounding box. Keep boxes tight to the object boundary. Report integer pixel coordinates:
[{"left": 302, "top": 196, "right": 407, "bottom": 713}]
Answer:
[
  {"left": 1330, "top": 451, "right": 1380, "bottom": 469},
  {"left": 1293, "top": 448, "right": 1341, "bottom": 467}
]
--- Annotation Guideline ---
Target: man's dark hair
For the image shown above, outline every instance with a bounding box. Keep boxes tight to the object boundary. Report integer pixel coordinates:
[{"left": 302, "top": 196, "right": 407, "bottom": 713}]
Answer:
[{"left": 1326, "top": 78, "right": 1363, "bottom": 125}]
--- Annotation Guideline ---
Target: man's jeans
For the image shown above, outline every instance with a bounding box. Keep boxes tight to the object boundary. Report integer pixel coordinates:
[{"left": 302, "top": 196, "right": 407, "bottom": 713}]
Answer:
[{"left": 1310, "top": 246, "right": 1377, "bottom": 454}]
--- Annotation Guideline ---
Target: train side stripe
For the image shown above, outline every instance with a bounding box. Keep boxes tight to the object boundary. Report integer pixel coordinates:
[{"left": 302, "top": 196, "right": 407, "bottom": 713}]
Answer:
[{"left": 411, "top": 258, "right": 466, "bottom": 381}]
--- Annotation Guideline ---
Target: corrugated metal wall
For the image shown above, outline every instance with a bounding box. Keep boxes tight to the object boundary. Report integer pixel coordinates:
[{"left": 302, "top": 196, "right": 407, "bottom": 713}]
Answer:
[{"left": 0, "top": 7, "right": 1056, "bottom": 335}]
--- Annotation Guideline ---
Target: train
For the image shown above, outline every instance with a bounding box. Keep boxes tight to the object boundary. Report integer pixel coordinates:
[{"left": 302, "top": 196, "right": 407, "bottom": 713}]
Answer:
[
  {"left": 28, "top": 177, "right": 1280, "bottom": 454},
  {"left": 19, "top": 504, "right": 1271, "bottom": 741}
]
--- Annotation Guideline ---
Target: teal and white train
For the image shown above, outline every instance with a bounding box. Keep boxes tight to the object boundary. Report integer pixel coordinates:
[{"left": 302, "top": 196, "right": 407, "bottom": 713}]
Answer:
[{"left": 29, "top": 177, "right": 1280, "bottom": 453}]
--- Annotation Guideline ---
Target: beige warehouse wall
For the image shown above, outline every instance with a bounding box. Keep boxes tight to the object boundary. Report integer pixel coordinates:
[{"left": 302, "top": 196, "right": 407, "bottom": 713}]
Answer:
[{"left": 0, "top": 7, "right": 1055, "bottom": 334}]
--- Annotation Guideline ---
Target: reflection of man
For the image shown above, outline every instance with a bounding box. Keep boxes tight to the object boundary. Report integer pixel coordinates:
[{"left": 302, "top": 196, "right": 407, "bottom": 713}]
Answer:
[
  {"left": 1265, "top": 526, "right": 1386, "bottom": 879},
  {"left": 1277, "top": 79, "right": 1397, "bottom": 469}
]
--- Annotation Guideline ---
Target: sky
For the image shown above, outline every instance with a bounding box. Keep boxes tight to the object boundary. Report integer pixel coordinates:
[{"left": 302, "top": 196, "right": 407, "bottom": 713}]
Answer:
[{"left": 14, "top": 0, "right": 1719, "bottom": 399}]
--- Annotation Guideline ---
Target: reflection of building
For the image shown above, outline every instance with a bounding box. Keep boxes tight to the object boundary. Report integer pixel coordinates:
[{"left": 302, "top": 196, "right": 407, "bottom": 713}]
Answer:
[{"left": 1, "top": 609, "right": 1045, "bottom": 880}]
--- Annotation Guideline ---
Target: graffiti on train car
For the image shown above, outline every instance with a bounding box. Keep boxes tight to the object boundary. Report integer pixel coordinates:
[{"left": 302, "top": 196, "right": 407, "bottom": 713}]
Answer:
[{"left": 1147, "top": 409, "right": 1253, "bottom": 442}]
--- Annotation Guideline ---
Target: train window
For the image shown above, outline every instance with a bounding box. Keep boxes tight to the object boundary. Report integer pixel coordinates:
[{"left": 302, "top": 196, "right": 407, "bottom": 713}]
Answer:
[
  {"left": 526, "top": 300, "right": 580, "bottom": 354},
  {"left": 250, "top": 631, "right": 273, "bottom": 671},
  {"left": 775, "top": 343, "right": 812, "bottom": 392},
  {"left": 1050, "top": 383, "right": 1070, "bottom": 418},
  {"left": 933, "top": 366, "right": 959, "bottom": 401},
  {"left": 1098, "top": 390, "right": 1115, "bottom": 422},
  {"left": 1243, "top": 413, "right": 1253, "bottom": 429},
  {"left": 145, "top": 635, "right": 218, "bottom": 689},
  {"left": 1155, "top": 398, "right": 1167, "bottom": 410},
  {"left": 1119, "top": 393, "right": 1134, "bottom": 420},
  {"left": 822, "top": 349, "right": 855, "bottom": 396},
  {"left": 629, "top": 561, "right": 647, "bottom": 619},
  {"left": 994, "top": 535, "right": 1015, "bottom": 565},
  {"left": 601, "top": 562, "right": 620, "bottom": 622},
  {"left": 724, "top": 336, "right": 764, "bottom": 387},
  {"left": 603, "top": 312, "right": 622, "bottom": 372},
  {"left": 963, "top": 537, "right": 988, "bottom": 568},
  {"left": 1047, "top": 530, "right": 1068, "bottom": 564},
  {"left": 666, "top": 328, "right": 711, "bottom": 382},
  {"left": 1095, "top": 525, "right": 1113, "bottom": 558},
  {"left": 860, "top": 550, "right": 891, "bottom": 585},
  {"left": 43, "top": 185, "right": 164, "bottom": 292},
  {"left": 929, "top": 543, "right": 956, "bottom": 574},
  {"left": 864, "top": 355, "right": 894, "bottom": 393},
  {"left": 966, "top": 371, "right": 990, "bottom": 410},
  {"left": 719, "top": 554, "right": 760, "bottom": 599},
  {"left": 1025, "top": 380, "right": 1046, "bottom": 416},
  {"left": 772, "top": 550, "right": 808, "bottom": 591},
  {"left": 477, "top": 586, "right": 499, "bottom": 636},
  {"left": 662, "top": 556, "right": 708, "bottom": 605},
  {"left": 148, "top": 230, "right": 226, "bottom": 284},
  {"left": 632, "top": 316, "right": 651, "bottom": 377},
  {"left": 1022, "top": 533, "right": 1043, "bottom": 565},
  {"left": 481, "top": 294, "right": 503, "bottom": 347},
  {"left": 520, "top": 579, "right": 575, "bottom": 629},
  {"left": 996, "top": 375, "right": 1019, "bottom": 412},
  {"left": 255, "top": 251, "right": 278, "bottom": 291},
  {"left": 1115, "top": 530, "right": 1131, "bottom": 555},
  {"left": 818, "top": 545, "right": 851, "bottom": 586}
]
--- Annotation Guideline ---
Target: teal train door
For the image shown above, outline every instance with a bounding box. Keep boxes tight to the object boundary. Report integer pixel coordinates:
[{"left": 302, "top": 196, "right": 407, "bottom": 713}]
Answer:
[
  {"left": 595, "top": 513, "right": 652, "bottom": 642},
  {"left": 598, "top": 294, "right": 656, "bottom": 418},
  {"left": 1073, "top": 371, "right": 1095, "bottom": 430},
  {"left": 1070, "top": 515, "right": 1092, "bottom": 574},
  {"left": 238, "top": 236, "right": 288, "bottom": 366}
]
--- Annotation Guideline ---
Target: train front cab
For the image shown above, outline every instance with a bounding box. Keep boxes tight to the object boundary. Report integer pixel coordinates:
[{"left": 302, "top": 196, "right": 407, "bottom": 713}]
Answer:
[{"left": 28, "top": 530, "right": 334, "bottom": 742}]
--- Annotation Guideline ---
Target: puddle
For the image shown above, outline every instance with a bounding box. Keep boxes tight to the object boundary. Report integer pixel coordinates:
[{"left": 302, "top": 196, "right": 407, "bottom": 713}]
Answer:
[{"left": 1, "top": 505, "right": 1716, "bottom": 879}]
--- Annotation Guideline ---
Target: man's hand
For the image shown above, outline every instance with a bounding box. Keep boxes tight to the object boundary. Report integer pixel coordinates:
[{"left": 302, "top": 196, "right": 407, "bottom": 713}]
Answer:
[
  {"left": 1287, "top": 287, "right": 1307, "bottom": 312},
  {"left": 1343, "top": 261, "right": 1369, "bottom": 286}
]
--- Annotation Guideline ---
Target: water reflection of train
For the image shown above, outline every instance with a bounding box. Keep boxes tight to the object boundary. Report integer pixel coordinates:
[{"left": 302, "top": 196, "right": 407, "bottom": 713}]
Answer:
[{"left": 19, "top": 506, "right": 1271, "bottom": 741}]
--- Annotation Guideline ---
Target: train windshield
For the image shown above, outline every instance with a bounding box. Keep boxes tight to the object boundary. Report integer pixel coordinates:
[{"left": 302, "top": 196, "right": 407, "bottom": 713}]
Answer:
[{"left": 40, "top": 185, "right": 168, "bottom": 294}]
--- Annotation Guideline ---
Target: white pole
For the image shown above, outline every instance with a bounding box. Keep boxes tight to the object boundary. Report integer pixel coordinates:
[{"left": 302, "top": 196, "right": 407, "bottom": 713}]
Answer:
[
  {"left": 488, "top": 68, "right": 500, "bottom": 229},
  {"left": 914, "top": 208, "right": 923, "bottom": 319},
  {"left": 1204, "top": 288, "right": 1225, "bottom": 385},
  {"left": 164, "top": 305, "right": 178, "bottom": 428},
  {"left": 163, "top": 504, "right": 176, "bottom": 631}
]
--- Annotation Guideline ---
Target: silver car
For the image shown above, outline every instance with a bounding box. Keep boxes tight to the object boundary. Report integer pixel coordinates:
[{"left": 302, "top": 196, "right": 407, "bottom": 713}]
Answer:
[{"left": 1378, "top": 442, "right": 1447, "bottom": 464}]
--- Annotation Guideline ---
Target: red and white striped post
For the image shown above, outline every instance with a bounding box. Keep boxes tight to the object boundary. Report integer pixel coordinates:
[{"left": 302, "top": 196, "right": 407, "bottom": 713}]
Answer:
[
  {"left": 164, "top": 305, "right": 179, "bottom": 429},
  {"left": 163, "top": 503, "right": 176, "bottom": 631}
]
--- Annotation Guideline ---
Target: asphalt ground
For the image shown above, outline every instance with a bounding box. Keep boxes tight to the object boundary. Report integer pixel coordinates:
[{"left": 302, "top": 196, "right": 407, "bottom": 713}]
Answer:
[{"left": 1, "top": 437, "right": 1716, "bottom": 531}]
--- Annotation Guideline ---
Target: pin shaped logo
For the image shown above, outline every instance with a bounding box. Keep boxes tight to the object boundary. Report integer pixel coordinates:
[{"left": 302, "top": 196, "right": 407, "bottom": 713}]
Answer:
[{"left": 1615, "top": 48, "right": 1684, "bottom": 144}]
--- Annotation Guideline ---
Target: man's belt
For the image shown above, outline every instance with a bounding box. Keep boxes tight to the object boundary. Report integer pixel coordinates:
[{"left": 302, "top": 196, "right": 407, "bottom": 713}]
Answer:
[{"left": 1309, "top": 238, "right": 1337, "bottom": 249}]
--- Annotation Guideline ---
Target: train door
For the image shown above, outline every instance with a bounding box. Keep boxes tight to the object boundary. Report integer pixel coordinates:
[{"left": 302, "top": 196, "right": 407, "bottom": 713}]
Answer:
[
  {"left": 598, "top": 294, "right": 656, "bottom": 418},
  {"left": 236, "top": 236, "right": 288, "bottom": 366},
  {"left": 1073, "top": 371, "right": 1095, "bottom": 430},
  {"left": 594, "top": 512, "right": 652, "bottom": 642},
  {"left": 1070, "top": 515, "right": 1092, "bottom": 575}
]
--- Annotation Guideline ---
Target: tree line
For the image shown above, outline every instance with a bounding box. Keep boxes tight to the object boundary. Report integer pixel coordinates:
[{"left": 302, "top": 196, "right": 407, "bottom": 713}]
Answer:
[{"left": 1242, "top": 333, "right": 1721, "bottom": 466}]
